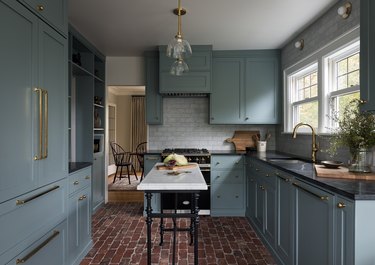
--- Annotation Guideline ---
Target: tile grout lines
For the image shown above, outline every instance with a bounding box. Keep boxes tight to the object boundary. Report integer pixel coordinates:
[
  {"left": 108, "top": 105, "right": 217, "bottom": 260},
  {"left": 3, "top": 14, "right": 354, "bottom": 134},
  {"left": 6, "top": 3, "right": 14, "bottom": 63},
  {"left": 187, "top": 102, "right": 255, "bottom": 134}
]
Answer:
[{"left": 80, "top": 202, "right": 277, "bottom": 265}]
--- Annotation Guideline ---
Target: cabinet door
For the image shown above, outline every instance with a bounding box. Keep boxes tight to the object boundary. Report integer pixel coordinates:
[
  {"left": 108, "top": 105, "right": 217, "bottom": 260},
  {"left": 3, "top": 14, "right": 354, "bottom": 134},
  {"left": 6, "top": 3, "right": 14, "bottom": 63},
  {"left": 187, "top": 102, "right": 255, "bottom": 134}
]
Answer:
[
  {"left": 0, "top": 0, "right": 38, "bottom": 203},
  {"left": 92, "top": 155, "right": 104, "bottom": 211},
  {"left": 276, "top": 172, "right": 294, "bottom": 265},
  {"left": 145, "top": 53, "right": 163, "bottom": 124},
  {"left": 245, "top": 57, "right": 280, "bottom": 124},
  {"left": 360, "top": 0, "right": 375, "bottom": 111},
  {"left": 21, "top": 0, "right": 67, "bottom": 35},
  {"left": 264, "top": 181, "right": 276, "bottom": 247},
  {"left": 210, "top": 57, "right": 244, "bottom": 124},
  {"left": 37, "top": 22, "right": 68, "bottom": 186},
  {"left": 254, "top": 181, "right": 265, "bottom": 231},
  {"left": 293, "top": 181, "right": 334, "bottom": 265},
  {"left": 335, "top": 196, "right": 354, "bottom": 265}
]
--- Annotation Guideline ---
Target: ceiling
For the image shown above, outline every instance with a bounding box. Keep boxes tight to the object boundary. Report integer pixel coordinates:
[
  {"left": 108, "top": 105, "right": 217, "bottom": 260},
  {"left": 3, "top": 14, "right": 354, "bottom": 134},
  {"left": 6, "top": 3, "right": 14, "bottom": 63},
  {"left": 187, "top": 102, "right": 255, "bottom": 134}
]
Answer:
[{"left": 68, "top": 0, "right": 338, "bottom": 57}]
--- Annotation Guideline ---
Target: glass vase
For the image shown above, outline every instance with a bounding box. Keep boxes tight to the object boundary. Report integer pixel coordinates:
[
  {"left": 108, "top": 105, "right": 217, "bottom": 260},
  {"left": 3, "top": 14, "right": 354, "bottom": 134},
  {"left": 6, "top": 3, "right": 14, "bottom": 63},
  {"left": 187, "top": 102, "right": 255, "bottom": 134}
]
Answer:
[{"left": 349, "top": 148, "right": 372, "bottom": 173}]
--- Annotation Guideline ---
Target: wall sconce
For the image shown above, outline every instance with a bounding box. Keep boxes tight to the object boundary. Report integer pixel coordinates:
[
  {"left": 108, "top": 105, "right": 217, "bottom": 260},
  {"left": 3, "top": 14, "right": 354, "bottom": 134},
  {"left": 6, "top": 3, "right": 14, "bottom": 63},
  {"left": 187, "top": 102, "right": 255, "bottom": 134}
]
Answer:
[
  {"left": 294, "top": 39, "right": 304, "bottom": 50},
  {"left": 337, "top": 2, "right": 352, "bottom": 19}
]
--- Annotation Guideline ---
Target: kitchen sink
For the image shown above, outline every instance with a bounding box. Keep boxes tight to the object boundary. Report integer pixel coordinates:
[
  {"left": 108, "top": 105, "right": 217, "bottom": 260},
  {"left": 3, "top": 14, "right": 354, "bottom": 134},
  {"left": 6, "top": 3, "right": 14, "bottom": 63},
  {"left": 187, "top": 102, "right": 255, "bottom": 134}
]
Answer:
[{"left": 267, "top": 158, "right": 308, "bottom": 164}]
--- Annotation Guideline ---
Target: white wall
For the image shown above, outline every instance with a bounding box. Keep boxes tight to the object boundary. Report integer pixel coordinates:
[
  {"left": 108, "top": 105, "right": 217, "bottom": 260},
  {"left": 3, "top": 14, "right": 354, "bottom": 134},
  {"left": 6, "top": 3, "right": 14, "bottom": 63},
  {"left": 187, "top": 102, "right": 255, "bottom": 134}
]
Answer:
[{"left": 106, "top": 57, "right": 145, "bottom": 86}]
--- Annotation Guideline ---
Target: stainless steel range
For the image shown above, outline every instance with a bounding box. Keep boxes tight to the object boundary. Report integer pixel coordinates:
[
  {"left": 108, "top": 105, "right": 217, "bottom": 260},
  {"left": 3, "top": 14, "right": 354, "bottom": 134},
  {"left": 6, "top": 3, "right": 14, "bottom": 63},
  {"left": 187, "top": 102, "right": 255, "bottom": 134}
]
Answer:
[{"left": 161, "top": 148, "right": 211, "bottom": 215}]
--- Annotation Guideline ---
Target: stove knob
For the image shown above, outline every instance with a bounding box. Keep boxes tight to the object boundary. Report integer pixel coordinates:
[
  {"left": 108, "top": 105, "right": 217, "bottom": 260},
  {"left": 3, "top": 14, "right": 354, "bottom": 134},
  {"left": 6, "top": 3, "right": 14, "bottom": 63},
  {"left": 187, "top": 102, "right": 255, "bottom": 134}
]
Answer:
[
  {"left": 201, "top": 157, "right": 206, "bottom": 163},
  {"left": 188, "top": 157, "right": 192, "bottom": 162},
  {"left": 195, "top": 157, "right": 199, "bottom": 163}
]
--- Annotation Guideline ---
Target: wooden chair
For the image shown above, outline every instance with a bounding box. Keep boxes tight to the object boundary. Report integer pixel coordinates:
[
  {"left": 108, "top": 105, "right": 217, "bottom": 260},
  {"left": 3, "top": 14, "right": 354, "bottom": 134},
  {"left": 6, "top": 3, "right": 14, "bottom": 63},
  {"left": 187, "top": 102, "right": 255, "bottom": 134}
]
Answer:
[
  {"left": 110, "top": 142, "right": 138, "bottom": 184},
  {"left": 136, "top": 141, "right": 147, "bottom": 181}
]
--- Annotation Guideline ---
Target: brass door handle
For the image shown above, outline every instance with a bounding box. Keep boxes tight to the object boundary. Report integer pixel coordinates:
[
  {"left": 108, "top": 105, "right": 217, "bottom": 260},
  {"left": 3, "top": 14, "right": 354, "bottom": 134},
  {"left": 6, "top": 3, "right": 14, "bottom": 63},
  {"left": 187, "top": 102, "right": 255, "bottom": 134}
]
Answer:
[
  {"left": 36, "top": 5, "right": 44, "bottom": 11},
  {"left": 16, "top": 186, "right": 59, "bottom": 205},
  {"left": 33, "top": 88, "right": 48, "bottom": 160},
  {"left": 337, "top": 202, "right": 346, "bottom": 208},
  {"left": 276, "top": 174, "right": 291, "bottom": 182},
  {"left": 292, "top": 182, "right": 329, "bottom": 201}
]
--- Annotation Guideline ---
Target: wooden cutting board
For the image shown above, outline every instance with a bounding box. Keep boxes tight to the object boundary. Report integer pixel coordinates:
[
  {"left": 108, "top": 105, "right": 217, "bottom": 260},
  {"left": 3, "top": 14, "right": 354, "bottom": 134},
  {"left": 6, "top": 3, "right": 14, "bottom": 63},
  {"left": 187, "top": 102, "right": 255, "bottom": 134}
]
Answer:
[
  {"left": 156, "top": 164, "right": 197, "bottom": 170},
  {"left": 314, "top": 164, "right": 375, "bottom": 180},
  {"left": 225, "top": 130, "right": 260, "bottom": 151}
]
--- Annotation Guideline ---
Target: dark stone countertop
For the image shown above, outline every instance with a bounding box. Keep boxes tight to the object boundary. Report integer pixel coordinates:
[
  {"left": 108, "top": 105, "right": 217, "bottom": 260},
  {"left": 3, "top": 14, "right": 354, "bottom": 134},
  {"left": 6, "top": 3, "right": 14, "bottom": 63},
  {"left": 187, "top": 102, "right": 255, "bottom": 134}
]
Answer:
[
  {"left": 69, "top": 162, "right": 92, "bottom": 173},
  {"left": 247, "top": 151, "right": 375, "bottom": 200}
]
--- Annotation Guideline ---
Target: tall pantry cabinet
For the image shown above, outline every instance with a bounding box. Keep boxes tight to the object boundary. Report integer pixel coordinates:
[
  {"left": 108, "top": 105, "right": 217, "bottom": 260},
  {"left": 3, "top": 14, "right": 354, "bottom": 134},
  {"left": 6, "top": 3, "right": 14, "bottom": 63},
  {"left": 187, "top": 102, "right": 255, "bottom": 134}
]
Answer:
[{"left": 0, "top": 0, "right": 69, "bottom": 264}]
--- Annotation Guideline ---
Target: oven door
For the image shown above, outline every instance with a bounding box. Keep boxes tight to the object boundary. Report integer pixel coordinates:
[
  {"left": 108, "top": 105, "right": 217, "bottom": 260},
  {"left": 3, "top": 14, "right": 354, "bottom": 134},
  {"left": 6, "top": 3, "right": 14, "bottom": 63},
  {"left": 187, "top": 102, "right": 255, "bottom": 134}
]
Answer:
[{"left": 161, "top": 167, "right": 211, "bottom": 215}]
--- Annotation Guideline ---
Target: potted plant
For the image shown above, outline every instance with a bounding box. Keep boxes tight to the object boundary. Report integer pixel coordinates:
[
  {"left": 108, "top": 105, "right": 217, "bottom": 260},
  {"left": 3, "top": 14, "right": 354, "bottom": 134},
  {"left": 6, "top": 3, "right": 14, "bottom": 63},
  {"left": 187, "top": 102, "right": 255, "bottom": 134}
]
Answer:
[{"left": 327, "top": 98, "right": 375, "bottom": 172}]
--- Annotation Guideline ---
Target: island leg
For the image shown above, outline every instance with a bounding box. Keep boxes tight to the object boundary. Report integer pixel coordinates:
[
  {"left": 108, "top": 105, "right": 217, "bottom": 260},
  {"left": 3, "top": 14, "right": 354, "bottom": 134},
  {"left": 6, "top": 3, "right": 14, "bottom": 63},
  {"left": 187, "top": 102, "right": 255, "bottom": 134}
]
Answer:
[
  {"left": 189, "top": 193, "right": 195, "bottom": 245},
  {"left": 159, "top": 194, "right": 164, "bottom": 246},
  {"left": 193, "top": 192, "right": 200, "bottom": 265},
  {"left": 145, "top": 192, "right": 153, "bottom": 265}
]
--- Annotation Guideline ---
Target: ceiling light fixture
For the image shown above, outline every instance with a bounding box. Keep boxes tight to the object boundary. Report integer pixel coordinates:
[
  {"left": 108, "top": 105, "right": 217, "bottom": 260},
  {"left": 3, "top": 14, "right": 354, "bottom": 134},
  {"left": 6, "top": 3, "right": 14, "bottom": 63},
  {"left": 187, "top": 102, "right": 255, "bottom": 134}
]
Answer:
[
  {"left": 167, "top": 0, "right": 192, "bottom": 76},
  {"left": 337, "top": 2, "right": 352, "bottom": 19},
  {"left": 294, "top": 39, "right": 304, "bottom": 50}
]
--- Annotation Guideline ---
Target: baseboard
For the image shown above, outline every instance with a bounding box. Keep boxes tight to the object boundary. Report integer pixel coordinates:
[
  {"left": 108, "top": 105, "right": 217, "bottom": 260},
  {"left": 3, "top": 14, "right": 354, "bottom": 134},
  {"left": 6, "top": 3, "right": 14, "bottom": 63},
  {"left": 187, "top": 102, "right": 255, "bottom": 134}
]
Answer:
[{"left": 72, "top": 240, "right": 93, "bottom": 265}]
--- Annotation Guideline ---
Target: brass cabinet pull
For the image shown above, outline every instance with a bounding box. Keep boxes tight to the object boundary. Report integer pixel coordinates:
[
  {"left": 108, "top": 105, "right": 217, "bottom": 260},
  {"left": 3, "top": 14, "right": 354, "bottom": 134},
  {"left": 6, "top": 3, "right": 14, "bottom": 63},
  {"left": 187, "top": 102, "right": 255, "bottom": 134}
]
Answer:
[
  {"left": 265, "top": 174, "right": 270, "bottom": 177},
  {"left": 82, "top": 195, "right": 87, "bottom": 199},
  {"left": 73, "top": 181, "right": 79, "bottom": 185},
  {"left": 85, "top": 175, "right": 91, "bottom": 180},
  {"left": 79, "top": 196, "right": 84, "bottom": 201},
  {"left": 337, "top": 202, "right": 346, "bottom": 208},
  {"left": 36, "top": 4, "right": 44, "bottom": 11},
  {"left": 16, "top": 230, "right": 59, "bottom": 264},
  {"left": 276, "top": 174, "right": 291, "bottom": 182},
  {"left": 292, "top": 182, "right": 329, "bottom": 201},
  {"left": 16, "top": 186, "right": 59, "bottom": 205},
  {"left": 255, "top": 168, "right": 260, "bottom": 172},
  {"left": 259, "top": 185, "right": 265, "bottom": 190},
  {"left": 33, "top": 88, "right": 48, "bottom": 160}
]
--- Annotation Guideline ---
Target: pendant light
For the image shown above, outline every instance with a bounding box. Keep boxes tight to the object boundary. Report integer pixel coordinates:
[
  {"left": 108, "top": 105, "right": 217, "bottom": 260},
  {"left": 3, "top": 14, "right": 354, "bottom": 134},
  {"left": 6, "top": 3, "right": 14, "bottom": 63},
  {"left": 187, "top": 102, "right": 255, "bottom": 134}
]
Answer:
[
  {"left": 166, "top": 0, "right": 192, "bottom": 59},
  {"left": 170, "top": 58, "right": 189, "bottom": 76}
]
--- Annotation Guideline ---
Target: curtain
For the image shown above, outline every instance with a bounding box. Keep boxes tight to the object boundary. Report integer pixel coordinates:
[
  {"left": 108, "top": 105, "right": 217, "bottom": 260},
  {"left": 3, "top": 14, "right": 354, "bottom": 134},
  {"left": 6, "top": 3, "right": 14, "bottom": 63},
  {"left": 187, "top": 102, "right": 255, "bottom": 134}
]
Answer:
[{"left": 130, "top": 96, "right": 147, "bottom": 171}]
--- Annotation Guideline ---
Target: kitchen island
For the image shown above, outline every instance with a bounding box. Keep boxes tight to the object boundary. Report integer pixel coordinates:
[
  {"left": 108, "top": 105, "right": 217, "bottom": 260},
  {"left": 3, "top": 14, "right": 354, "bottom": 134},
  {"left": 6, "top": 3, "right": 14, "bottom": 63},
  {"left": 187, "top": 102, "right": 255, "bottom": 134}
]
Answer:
[{"left": 137, "top": 163, "right": 207, "bottom": 265}]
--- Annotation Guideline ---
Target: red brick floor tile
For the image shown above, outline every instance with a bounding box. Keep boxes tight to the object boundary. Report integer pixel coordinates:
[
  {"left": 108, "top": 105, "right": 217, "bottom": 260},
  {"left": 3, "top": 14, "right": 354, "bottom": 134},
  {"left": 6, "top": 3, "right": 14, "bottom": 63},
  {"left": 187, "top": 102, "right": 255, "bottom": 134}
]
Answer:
[{"left": 80, "top": 202, "right": 277, "bottom": 265}]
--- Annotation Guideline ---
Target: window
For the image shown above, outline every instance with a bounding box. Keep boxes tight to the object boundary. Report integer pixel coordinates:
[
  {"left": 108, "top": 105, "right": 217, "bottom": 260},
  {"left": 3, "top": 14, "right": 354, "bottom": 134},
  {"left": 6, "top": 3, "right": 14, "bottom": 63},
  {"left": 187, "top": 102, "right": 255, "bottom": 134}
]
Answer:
[{"left": 284, "top": 29, "right": 359, "bottom": 133}]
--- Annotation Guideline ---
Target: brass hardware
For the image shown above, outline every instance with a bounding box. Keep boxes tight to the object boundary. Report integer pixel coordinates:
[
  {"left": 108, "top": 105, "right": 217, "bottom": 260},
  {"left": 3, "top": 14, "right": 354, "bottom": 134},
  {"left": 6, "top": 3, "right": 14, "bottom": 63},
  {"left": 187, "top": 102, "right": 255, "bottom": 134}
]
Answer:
[
  {"left": 292, "top": 123, "right": 318, "bottom": 163},
  {"left": 85, "top": 176, "right": 90, "bottom": 180},
  {"left": 259, "top": 185, "right": 265, "bottom": 190},
  {"left": 292, "top": 182, "right": 328, "bottom": 201},
  {"left": 16, "top": 230, "right": 59, "bottom": 264},
  {"left": 16, "top": 186, "right": 59, "bottom": 205},
  {"left": 359, "top": 99, "right": 367, "bottom": 104},
  {"left": 34, "top": 88, "right": 43, "bottom": 160},
  {"left": 265, "top": 174, "right": 269, "bottom": 177},
  {"left": 79, "top": 196, "right": 84, "bottom": 201},
  {"left": 83, "top": 195, "right": 87, "bottom": 199},
  {"left": 33, "top": 88, "right": 48, "bottom": 160},
  {"left": 36, "top": 5, "right": 44, "bottom": 11},
  {"left": 173, "top": 7, "right": 186, "bottom": 16},
  {"left": 337, "top": 202, "right": 346, "bottom": 208},
  {"left": 276, "top": 174, "right": 290, "bottom": 182},
  {"left": 255, "top": 168, "right": 260, "bottom": 171},
  {"left": 74, "top": 181, "right": 79, "bottom": 185},
  {"left": 43, "top": 90, "right": 48, "bottom": 159}
]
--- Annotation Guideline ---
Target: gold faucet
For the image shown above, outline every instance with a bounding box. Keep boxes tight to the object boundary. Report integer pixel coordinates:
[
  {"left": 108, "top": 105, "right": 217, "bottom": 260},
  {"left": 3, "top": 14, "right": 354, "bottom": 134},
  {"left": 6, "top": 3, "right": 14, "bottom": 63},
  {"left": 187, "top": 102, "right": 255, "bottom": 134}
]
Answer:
[{"left": 292, "top": 123, "right": 318, "bottom": 163}]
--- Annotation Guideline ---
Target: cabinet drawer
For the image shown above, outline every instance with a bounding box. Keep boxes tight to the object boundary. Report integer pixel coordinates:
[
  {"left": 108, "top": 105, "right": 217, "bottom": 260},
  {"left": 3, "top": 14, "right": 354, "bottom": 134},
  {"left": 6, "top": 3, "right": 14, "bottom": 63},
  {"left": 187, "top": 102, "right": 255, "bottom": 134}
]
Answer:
[
  {"left": 211, "top": 169, "right": 243, "bottom": 184},
  {"left": 68, "top": 167, "right": 91, "bottom": 195},
  {"left": 0, "top": 179, "right": 67, "bottom": 257},
  {"left": 212, "top": 183, "right": 244, "bottom": 209},
  {"left": 19, "top": 0, "right": 67, "bottom": 35},
  {"left": 211, "top": 155, "right": 244, "bottom": 169},
  {"left": 5, "top": 220, "right": 66, "bottom": 265}
]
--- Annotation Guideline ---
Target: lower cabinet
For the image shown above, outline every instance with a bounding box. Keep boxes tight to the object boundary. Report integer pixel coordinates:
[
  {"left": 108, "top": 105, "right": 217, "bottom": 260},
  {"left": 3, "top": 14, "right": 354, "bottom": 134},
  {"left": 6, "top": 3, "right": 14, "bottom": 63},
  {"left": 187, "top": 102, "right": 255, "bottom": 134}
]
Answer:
[
  {"left": 211, "top": 155, "right": 245, "bottom": 216},
  {"left": 92, "top": 154, "right": 104, "bottom": 211},
  {"left": 143, "top": 155, "right": 161, "bottom": 213},
  {"left": 293, "top": 180, "right": 334, "bottom": 265},
  {"left": 67, "top": 166, "right": 92, "bottom": 265},
  {"left": 6, "top": 221, "right": 67, "bottom": 265}
]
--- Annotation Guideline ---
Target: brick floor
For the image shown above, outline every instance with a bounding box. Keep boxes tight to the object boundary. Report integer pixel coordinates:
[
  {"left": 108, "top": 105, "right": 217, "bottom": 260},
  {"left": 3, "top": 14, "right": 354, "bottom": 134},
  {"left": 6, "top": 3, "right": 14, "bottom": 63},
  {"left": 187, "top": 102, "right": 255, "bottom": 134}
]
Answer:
[{"left": 80, "top": 203, "right": 277, "bottom": 265}]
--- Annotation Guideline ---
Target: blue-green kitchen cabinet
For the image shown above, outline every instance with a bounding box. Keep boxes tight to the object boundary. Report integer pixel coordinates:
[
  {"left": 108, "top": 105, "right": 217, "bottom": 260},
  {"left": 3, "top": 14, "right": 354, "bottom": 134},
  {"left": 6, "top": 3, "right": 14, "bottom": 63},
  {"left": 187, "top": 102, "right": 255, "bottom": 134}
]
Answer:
[
  {"left": 0, "top": 0, "right": 68, "bottom": 203},
  {"left": 159, "top": 45, "right": 212, "bottom": 94},
  {"left": 210, "top": 50, "right": 280, "bottom": 124},
  {"left": 293, "top": 180, "right": 334, "bottom": 265},
  {"left": 360, "top": 0, "right": 375, "bottom": 111},
  {"left": 18, "top": 0, "right": 67, "bottom": 36},
  {"left": 211, "top": 155, "right": 245, "bottom": 216},
  {"left": 92, "top": 153, "right": 104, "bottom": 211},
  {"left": 143, "top": 155, "right": 162, "bottom": 213},
  {"left": 145, "top": 51, "right": 163, "bottom": 124},
  {"left": 67, "top": 166, "right": 92, "bottom": 265}
]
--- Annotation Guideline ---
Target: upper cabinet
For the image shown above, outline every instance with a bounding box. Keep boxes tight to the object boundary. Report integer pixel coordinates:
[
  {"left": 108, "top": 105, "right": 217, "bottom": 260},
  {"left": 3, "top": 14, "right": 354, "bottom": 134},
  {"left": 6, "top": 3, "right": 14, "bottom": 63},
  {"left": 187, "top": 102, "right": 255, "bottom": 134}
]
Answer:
[
  {"left": 360, "top": 0, "right": 375, "bottom": 111},
  {"left": 18, "top": 0, "right": 67, "bottom": 36},
  {"left": 145, "top": 51, "right": 163, "bottom": 124},
  {"left": 159, "top": 45, "right": 212, "bottom": 94},
  {"left": 210, "top": 50, "right": 280, "bottom": 124}
]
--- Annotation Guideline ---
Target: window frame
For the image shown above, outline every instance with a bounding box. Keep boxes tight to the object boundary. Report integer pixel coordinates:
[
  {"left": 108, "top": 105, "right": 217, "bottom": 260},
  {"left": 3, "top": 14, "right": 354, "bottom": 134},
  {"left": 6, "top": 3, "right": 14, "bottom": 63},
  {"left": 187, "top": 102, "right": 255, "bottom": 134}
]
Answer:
[{"left": 283, "top": 27, "right": 360, "bottom": 134}]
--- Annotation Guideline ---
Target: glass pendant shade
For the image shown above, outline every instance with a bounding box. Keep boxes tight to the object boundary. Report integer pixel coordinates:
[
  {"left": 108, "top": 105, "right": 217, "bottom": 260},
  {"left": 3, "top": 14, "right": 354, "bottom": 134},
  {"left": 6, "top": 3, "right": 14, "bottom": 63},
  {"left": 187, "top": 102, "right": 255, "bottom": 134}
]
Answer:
[
  {"left": 167, "top": 36, "right": 192, "bottom": 59},
  {"left": 170, "top": 59, "right": 189, "bottom": 76}
]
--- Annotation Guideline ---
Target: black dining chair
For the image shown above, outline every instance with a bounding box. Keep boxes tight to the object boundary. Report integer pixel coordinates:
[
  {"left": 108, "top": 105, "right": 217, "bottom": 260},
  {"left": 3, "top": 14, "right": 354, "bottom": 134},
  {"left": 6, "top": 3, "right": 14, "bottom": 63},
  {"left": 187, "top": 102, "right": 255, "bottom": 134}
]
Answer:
[
  {"left": 110, "top": 142, "right": 138, "bottom": 184},
  {"left": 135, "top": 141, "right": 147, "bottom": 181}
]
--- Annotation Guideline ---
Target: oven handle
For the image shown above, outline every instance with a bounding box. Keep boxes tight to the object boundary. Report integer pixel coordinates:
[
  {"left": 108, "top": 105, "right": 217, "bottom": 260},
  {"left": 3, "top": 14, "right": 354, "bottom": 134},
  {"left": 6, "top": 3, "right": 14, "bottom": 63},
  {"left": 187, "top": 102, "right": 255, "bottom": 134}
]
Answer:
[{"left": 200, "top": 168, "right": 211, "bottom": 172}]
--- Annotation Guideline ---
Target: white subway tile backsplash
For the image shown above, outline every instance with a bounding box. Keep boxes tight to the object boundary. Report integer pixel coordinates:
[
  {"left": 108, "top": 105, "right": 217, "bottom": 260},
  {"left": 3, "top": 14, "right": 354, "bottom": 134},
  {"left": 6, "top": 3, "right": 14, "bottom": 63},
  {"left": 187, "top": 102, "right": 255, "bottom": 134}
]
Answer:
[{"left": 148, "top": 97, "right": 276, "bottom": 151}]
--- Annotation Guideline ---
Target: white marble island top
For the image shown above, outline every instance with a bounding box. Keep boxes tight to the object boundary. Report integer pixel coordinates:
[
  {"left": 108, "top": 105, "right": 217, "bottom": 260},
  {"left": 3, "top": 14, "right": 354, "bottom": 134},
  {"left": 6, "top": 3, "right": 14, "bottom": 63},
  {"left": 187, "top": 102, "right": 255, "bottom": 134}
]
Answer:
[{"left": 137, "top": 163, "right": 208, "bottom": 191}]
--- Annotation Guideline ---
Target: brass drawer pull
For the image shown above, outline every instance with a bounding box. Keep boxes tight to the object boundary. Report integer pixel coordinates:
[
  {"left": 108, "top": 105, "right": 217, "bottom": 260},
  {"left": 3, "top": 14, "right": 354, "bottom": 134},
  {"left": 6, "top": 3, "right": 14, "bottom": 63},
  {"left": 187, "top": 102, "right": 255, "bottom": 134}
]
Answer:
[
  {"left": 276, "top": 174, "right": 291, "bottom": 182},
  {"left": 255, "top": 168, "right": 260, "bottom": 172},
  {"left": 16, "top": 186, "right": 59, "bottom": 205},
  {"left": 259, "top": 185, "right": 265, "bottom": 190},
  {"left": 16, "top": 230, "right": 59, "bottom": 264},
  {"left": 337, "top": 202, "right": 346, "bottom": 208},
  {"left": 85, "top": 175, "right": 90, "bottom": 180},
  {"left": 73, "top": 181, "right": 79, "bottom": 185},
  {"left": 292, "top": 182, "right": 328, "bottom": 201}
]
